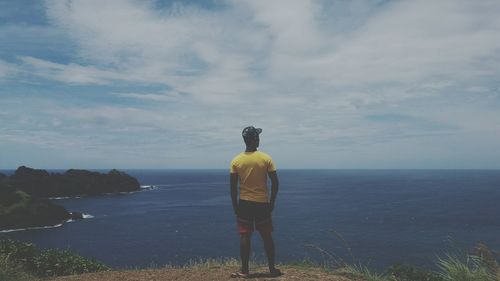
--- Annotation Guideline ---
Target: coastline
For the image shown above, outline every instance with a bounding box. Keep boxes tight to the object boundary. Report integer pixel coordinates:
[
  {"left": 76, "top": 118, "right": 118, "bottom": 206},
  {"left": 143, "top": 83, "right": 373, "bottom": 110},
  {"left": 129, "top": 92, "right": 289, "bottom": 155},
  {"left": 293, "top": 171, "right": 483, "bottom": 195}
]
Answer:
[
  {"left": 46, "top": 185, "right": 156, "bottom": 200},
  {"left": 0, "top": 166, "right": 145, "bottom": 233},
  {"left": 0, "top": 214, "right": 94, "bottom": 233},
  {"left": 0, "top": 185, "right": 155, "bottom": 233},
  {"left": 0, "top": 221, "right": 68, "bottom": 233}
]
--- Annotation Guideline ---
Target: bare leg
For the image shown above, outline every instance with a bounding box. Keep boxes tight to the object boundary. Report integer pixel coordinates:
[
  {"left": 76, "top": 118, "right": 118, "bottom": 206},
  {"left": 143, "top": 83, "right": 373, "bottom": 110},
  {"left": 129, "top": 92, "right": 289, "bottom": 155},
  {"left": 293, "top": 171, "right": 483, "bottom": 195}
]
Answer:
[
  {"left": 259, "top": 231, "right": 277, "bottom": 272},
  {"left": 240, "top": 233, "right": 251, "bottom": 274}
]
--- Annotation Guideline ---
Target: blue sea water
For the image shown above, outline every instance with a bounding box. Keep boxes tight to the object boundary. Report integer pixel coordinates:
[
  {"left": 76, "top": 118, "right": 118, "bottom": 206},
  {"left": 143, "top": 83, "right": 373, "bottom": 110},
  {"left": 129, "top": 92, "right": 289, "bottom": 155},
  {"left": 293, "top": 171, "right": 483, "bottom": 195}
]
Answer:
[{"left": 1, "top": 169, "right": 500, "bottom": 270}]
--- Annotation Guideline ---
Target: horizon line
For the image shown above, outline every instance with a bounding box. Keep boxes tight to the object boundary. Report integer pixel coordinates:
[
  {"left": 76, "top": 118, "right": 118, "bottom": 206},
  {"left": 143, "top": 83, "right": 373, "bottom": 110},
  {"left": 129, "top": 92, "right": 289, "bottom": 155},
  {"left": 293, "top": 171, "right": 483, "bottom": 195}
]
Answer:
[{"left": 1, "top": 167, "right": 500, "bottom": 171}]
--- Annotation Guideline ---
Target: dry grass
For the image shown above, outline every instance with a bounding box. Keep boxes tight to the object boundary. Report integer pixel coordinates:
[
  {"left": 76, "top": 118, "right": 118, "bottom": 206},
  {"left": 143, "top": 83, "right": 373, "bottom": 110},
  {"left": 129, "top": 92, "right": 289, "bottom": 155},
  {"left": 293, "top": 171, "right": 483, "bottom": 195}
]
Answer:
[{"left": 47, "top": 263, "right": 360, "bottom": 281}]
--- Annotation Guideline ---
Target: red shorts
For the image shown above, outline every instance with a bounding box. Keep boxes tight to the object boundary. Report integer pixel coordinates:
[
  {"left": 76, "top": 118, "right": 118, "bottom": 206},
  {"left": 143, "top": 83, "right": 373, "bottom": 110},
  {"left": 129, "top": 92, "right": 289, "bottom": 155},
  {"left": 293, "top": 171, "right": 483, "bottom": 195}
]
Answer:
[{"left": 236, "top": 199, "right": 273, "bottom": 234}]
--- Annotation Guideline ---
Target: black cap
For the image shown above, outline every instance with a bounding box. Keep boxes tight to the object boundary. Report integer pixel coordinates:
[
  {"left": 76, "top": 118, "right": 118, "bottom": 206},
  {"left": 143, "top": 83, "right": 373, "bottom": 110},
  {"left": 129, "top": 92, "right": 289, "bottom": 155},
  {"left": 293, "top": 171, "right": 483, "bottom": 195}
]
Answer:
[{"left": 242, "top": 126, "right": 262, "bottom": 139}]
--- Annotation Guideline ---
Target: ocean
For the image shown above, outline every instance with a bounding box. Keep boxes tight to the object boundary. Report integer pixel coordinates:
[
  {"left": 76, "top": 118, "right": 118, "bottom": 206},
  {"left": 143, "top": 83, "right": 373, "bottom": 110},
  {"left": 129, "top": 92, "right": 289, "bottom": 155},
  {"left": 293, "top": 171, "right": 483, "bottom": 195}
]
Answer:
[{"left": 1, "top": 169, "right": 500, "bottom": 270}]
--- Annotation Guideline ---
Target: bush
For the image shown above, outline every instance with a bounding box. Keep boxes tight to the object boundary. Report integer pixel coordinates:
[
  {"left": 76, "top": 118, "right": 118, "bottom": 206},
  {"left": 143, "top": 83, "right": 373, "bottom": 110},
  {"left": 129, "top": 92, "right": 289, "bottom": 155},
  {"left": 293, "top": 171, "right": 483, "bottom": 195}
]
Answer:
[
  {"left": 0, "top": 254, "right": 34, "bottom": 281},
  {"left": 32, "top": 249, "right": 110, "bottom": 277},
  {"left": 0, "top": 239, "right": 37, "bottom": 267}
]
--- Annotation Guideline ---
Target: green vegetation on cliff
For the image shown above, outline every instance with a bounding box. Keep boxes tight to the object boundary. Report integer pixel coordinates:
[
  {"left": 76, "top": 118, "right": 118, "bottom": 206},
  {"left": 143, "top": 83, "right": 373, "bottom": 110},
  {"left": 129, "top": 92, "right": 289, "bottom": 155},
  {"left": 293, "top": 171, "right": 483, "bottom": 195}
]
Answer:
[{"left": 0, "top": 181, "right": 70, "bottom": 230}]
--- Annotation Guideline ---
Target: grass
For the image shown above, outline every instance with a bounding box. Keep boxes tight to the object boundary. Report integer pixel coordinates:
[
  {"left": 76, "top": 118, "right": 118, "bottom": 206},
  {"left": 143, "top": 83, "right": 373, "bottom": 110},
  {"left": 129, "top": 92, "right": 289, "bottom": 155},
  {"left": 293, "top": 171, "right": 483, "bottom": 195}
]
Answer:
[
  {"left": 437, "top": 254, "right": 496, "bottom": 281},
  {"left": 344, "top": 263, "right": 388, "bottom": 281},
  {"left": 165, "top": 238, "right": 496, "bottom": 281},
  {"left": 182, "top": 257, "right": 243, "bottom": 269},
  {"left": 338, "top": 251, "right": 500, "bottom": 281}
]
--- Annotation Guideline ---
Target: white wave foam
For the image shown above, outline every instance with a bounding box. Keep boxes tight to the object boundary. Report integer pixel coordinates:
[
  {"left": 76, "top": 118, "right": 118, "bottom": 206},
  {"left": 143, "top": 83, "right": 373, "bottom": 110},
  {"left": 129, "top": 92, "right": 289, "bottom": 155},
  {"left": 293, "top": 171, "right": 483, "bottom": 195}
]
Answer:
[
  {"left": 0, "top": 223, "right": 64, "bottom": 233},
  {"left": 48, "top": 196, "right": 82, "bottom": 200},
  {"left": 118, "top": 191, "right": 137, "bottom": 194},
  {"left": 82, "top": 214, "right": 94, "bottom": 219}
]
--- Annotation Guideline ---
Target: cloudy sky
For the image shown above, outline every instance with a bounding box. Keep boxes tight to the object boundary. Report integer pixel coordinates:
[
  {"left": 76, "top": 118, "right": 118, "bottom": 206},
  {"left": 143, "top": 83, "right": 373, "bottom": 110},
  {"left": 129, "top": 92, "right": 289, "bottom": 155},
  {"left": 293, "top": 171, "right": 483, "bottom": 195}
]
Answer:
[{"left": 1, "top": 0, "right": 499, "bottom": 169}]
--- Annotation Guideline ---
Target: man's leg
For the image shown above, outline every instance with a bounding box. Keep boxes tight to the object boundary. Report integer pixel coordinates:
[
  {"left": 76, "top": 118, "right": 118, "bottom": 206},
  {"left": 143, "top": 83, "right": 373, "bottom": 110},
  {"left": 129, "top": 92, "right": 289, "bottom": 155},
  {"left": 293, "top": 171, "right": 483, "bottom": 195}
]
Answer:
[
  {"left": 259, "top": 231, "right": 277, "bottom": 272},
  {"left": 240, "top": 233, "right": 252, "bottom": 274}
]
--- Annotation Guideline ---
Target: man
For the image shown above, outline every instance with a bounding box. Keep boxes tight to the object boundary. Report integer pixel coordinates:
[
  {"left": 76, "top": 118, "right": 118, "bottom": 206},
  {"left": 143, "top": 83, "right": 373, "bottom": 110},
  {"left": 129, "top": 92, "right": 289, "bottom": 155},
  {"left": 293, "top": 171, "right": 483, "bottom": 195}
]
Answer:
[{"left": 230, "top": 126, "right": 281, "bottom": 278}]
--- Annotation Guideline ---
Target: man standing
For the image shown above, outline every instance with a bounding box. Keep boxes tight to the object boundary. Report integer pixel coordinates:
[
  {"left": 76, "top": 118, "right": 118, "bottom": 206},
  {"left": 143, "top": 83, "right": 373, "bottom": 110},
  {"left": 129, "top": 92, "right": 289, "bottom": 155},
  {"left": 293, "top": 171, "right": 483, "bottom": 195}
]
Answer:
[{"left": 230, "top": 126, "right": 281, "bottom": 278}]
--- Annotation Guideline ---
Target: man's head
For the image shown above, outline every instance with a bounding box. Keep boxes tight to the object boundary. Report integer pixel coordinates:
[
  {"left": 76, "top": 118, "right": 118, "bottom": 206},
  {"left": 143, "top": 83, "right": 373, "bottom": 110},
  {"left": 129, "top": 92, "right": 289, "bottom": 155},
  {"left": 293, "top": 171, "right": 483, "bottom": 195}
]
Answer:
[{"left": 242, "top": 126, "right": 262, "bottom": 148}]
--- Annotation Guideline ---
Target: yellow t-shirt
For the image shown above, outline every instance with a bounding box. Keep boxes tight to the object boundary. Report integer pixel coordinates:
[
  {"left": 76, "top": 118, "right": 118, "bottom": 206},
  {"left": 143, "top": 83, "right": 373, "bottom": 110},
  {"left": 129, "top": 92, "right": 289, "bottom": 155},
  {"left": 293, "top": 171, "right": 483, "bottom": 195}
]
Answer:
[{"left": 230, "top": 151, "right": 276, "bottom": 203}]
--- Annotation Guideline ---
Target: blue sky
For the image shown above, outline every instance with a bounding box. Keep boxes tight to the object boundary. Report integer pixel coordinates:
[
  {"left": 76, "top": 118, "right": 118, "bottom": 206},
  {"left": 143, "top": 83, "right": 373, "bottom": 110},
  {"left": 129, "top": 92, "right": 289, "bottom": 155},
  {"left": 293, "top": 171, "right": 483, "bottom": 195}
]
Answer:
[{"left": 1, "top": 0, "right": 499, "bottom": 169}]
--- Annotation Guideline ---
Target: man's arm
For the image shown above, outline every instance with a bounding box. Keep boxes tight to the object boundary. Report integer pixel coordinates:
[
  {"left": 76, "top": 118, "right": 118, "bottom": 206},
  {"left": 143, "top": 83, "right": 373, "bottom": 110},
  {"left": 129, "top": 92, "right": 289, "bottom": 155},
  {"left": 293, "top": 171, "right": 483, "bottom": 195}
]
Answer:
[
  {"left": 268, "top": 171, "right": 279, "bottom": 211},
  {"left": 230, "top": 173, "right": 239, "bottom": 215}
]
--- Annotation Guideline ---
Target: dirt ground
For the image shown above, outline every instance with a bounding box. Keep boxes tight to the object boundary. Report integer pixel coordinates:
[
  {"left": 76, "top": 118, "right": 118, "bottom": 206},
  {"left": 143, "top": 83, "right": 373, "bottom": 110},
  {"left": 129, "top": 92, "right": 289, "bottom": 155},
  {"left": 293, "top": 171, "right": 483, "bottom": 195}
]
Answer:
[{"left": 48, "top": 265, "right": 361, "bottom": 281}]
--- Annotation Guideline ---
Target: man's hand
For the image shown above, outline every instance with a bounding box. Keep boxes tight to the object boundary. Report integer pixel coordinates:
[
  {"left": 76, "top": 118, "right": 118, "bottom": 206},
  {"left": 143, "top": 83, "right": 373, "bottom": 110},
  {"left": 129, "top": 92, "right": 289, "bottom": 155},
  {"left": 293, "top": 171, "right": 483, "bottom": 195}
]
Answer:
[
  {"left": 269, "top": 202, "right": 275, "bottom": 213},
  {"left": 233, "top": 203, "right": 239, "bottom": 216}
]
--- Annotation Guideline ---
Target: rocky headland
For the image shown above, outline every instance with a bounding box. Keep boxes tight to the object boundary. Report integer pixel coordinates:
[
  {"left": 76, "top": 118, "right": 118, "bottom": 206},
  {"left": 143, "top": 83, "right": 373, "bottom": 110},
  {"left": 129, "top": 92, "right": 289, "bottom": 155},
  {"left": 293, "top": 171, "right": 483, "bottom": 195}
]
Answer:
[{"left": 0, "top": 166, "right": 140, "bottom": 231}]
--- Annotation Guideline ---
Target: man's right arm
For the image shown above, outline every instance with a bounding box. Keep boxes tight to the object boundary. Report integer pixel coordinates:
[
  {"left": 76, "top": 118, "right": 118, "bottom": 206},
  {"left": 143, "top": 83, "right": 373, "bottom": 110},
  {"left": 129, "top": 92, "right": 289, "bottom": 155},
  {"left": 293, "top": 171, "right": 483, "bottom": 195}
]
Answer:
[
  {"left": 230, "top": 173, "right": 239, "bottom": 215},
  {"left": 268, "top": 171, "right": 279, "bottom": 212}
]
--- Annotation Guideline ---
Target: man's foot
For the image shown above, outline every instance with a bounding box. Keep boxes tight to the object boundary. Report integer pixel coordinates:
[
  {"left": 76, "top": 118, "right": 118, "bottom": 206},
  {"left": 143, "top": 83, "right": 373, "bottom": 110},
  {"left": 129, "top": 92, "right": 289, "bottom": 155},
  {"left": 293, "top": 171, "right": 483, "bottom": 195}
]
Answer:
[
  {"left": 230, "top": 271, "right": 249, "bottom": 278},
  {"left": 269, "top": 268, "right": 282, "bottom": 277}
]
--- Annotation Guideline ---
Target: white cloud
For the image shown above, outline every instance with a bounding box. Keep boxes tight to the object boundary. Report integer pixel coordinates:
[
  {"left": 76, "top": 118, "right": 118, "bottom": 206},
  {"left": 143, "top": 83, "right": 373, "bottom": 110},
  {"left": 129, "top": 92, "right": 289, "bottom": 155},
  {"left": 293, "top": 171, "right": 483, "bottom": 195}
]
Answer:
[
  {"left": 1, "top": 0, "right": 500, "bottom": 168},
  {"left": 18, "top": 56, "right": 122, "bottom": 84},
  {"left": 35, "top": 0, "right": 500, "bottom": 101},
  {"left": 313, "top": 0, "right": 500, "bottom": 86},
  {"left": 0, "top": 59, "right": 17, "bottom": 78},
  {"left": 113, "top": 92, "right": 184, "bottom": 102}
]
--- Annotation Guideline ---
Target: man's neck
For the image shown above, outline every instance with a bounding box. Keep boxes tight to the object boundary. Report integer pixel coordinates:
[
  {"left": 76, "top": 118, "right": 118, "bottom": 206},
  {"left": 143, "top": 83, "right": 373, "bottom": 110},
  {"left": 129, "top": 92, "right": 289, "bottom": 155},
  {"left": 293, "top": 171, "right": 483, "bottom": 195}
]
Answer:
[{"left": 245, "top": 147, "right": 257, "bottom": 152}]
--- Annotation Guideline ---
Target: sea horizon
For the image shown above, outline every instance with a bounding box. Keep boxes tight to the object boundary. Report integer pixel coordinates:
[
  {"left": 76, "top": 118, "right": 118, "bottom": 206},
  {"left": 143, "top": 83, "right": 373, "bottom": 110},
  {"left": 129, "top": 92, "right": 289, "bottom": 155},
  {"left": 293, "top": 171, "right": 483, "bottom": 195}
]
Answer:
[{"left": 3, "top": 168, "right": 500, "bottom": 172}]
